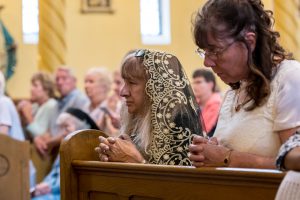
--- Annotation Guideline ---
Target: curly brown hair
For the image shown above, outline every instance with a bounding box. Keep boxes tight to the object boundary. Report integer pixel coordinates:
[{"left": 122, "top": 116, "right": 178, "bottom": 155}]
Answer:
[
  {"left": 193, "top": 0, "right": 292, "bottom": 111},
  {"left": 31, "top": 72, "right": 56, "bottom": 98}
]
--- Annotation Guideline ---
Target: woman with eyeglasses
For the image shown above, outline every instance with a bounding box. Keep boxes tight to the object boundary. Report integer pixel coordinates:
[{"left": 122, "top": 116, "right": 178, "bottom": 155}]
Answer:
[
  {"left": 95, "top": 49, "right": 203, "bottom": 165},
  {"left": 189, "top": 0, "right": 300, "bottom": 169}
]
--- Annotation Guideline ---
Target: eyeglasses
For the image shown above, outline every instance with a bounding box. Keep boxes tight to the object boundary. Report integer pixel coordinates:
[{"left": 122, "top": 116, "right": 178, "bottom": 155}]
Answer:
[{"left": 195, "top": 40, "right": 236, "bottom": 60}]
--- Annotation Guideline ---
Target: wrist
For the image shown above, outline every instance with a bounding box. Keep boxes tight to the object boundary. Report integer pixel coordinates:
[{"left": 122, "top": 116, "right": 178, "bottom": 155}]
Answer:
[
  {"left": 133, "top": 153, "right": 145, "bottom": 164},
  {"left": 135, "top": 156, "right": 145, "bottom": 164},
  {"left": 223, "top": 149, "right": 233, "bottom": 167}
]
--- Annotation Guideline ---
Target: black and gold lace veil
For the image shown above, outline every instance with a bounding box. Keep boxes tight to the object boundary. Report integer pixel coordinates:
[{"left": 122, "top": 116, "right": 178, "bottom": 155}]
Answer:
[{"left": 136, "top": 49, "right": 203, "bottom": 166}]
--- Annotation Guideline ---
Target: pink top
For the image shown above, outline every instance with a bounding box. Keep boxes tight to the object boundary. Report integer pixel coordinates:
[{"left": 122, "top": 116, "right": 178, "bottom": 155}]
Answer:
[{"left": 200, "top": 93, "right": 222, "bottom": 133}]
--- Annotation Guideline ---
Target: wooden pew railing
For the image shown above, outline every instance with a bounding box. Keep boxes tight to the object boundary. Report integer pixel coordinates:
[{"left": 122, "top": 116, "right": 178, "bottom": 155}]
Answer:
[
  {"left": 60, "top": 130, "right": 286, "bottom": 200},
  {"left": 0, "top": 134, "right": 30, "bottom": 200}
]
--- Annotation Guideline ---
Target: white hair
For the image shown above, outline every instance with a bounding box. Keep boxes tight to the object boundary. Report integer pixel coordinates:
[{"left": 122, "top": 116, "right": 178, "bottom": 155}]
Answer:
[
  {"left": 56, "top": 112, "right": 91, "bottom": 130},
  {"left": 120, "top": 101, "right": 152, "bottom": 152},
  {"left": 86, "top": 67, "right": 112, "bottom": 93},
  {"left": 0, "top": 71, "right": 5, "bottom": 96},
  {"left": 56, "top": 66, "right": 76, "bottom": 79}
]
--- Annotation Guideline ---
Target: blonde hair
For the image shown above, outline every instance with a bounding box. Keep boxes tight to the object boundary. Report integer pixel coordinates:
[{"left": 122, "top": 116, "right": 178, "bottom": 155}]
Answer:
[
  {"left": 120, "top": 102, "right": 152, "bottom": 152},
  {"left": 56, "top": 112, "right": 91, "bottom": 130}
]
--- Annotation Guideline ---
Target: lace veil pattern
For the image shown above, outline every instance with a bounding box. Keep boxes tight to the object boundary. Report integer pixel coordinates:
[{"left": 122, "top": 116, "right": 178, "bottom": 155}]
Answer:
[{"left": 140, "top": 49, "right": 203, "bottom": 165}]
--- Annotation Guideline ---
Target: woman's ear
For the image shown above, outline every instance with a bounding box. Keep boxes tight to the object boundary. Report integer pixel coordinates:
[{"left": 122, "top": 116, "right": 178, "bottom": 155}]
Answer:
[{"left": 244, "top": 32, "right": 256, "bottom": 52}]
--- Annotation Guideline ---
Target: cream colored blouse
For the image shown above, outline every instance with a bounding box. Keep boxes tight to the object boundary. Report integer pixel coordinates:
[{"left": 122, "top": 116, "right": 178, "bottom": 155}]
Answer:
[{"left": 214, "top": 60, "right": 300, "bottom": 157}]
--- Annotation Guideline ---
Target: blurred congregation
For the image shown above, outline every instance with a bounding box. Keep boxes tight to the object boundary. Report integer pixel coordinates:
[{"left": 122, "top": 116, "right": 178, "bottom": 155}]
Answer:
[{"left": 1, "top": 0, "right": 300, "bottom": 200}]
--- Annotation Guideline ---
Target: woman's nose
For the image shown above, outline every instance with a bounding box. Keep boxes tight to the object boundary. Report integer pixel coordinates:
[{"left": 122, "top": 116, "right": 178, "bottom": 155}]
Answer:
[
  {"left": 203, "top": 56, "right": 216, "bottom": 68},
  {"left": 120, "top": 84, "right": 129, "bottom": 97}
]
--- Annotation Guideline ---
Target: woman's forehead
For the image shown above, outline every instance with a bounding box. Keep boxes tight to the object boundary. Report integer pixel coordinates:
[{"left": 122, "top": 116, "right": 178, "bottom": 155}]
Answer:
[
  {"left": 122, "top": 59, "right": 145, "bottom": 79},
  {"left": 198, "top": 22, "right": 231, "bottom": 46}
]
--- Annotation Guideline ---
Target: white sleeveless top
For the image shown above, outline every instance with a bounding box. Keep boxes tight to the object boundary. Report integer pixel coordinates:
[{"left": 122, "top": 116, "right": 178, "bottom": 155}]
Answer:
[{"left": 214, "top": 60, "right": 300, "bottom": 157}]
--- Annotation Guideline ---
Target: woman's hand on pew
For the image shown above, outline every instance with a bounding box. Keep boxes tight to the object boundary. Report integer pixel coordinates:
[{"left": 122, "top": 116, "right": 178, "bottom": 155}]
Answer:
[
  {"left": 95, "top": 135, "right": 145, "bottom": 163},
  {"left": 95, "top": 136, "right": 110, "bottom": 162},
  {"left": 189, "top": 135, "right": 231, "bottom": 167},
  {"left": 34, "top": 134, "right": 50, "bottom": 157},
  {"left": 31, "top": 182, "right": 51, "bottom": 197}
]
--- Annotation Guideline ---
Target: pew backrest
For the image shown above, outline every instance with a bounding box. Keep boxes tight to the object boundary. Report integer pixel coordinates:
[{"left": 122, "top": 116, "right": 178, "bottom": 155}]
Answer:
[
  {"left": 0, "top": 134, "right": 30, "bottom": 200},
  {"left": 60, "top": 130, "right": 285, "bottom": 200}
]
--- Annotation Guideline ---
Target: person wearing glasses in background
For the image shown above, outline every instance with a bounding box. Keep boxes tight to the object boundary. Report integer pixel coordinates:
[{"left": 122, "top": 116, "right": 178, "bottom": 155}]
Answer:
[{"left": 189, "top": 0, "right": 300, "bottom": 169}]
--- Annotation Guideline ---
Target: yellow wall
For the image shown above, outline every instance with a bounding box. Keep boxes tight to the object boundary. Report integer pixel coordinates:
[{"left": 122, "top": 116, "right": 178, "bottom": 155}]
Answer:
[
  {"left": 4, "top": 0, "right": 208, "bottom": 98},
  {"left": 64, "top": 0, "right": 207, "bottom": 95},
  {"left": 1, "top": 0, "right": 296, "bottom": 98}
]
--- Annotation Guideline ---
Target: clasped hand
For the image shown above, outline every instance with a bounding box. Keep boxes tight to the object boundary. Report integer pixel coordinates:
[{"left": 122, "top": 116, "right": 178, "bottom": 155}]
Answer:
[
  {"left": 189, "top": 135, "right": 230, "bottom": 167},
  {"left": 95, "top": 134, "right": 144, "bottom": 163}
]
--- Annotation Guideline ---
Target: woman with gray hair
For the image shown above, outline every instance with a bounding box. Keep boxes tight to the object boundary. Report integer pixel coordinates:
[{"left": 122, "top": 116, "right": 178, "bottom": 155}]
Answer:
[
  {"left": 95, "top": 49, "right": 203, "bottom": 166},
  {"left": 83, "top": 67, "right": 114, "bottom": 134}
]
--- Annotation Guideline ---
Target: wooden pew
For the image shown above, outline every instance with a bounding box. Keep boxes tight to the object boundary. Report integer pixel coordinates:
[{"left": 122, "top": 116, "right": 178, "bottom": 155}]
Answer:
[
  {"left": 60, "top": 130, "right": 285, "bottom": 200},
  {"left": 0, "top": 134, "right": 30, "bottom": 200}
]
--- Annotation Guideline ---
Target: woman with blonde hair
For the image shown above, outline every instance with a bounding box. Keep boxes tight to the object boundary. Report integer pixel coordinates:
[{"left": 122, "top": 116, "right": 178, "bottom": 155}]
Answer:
[{"left": 18, "top": 72, "right": 57, "bottom": 156}]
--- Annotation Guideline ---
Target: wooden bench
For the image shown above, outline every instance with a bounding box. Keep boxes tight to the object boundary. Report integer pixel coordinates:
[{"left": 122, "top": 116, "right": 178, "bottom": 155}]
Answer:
[
  {"left": 60, "top": 130, "right": 285, "bottom": 200},
  {"left": 0, "top": 134, "right": 30, "bottom": 200}
]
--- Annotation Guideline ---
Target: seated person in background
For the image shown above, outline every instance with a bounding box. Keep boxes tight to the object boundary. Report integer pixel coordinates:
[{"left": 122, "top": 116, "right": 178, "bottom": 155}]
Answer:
[
  {"left": 95, "top": 49, "right": 202, "bottom": 166},
  {"left": 0, "top": 71, "right": 36, "bottom": 188},
  {"left": 103, "top": 50, "right": 137, "bottom": 135},
  {"left": 104, "top": 70, "right": 123, "bottom": 129},
  {"left": 83, "top": 67, "right": 115, "bottom": 133},
  {"left": 17, "top": 72, "right": 57, "bottom": 150},
  {"left": 31, "top": 108, "right": 99, "bottom": 200},
  {"left": 34, "top": 67, "right": 89, "bottom": 155},
  {"left": 276, "top": 133, "right": 300, "bottom": 171},
  {"left": 101, "top": 70, "right": 126, "bottom": 136},
  {"left": 189, "top": 0, "right": 300, "bottom": 169},
  {"left": 192, "top": 69, "right": 221, "bottom": 136},
  {"left": 32, "top": 67, "right": 88, "bottom": 182}
]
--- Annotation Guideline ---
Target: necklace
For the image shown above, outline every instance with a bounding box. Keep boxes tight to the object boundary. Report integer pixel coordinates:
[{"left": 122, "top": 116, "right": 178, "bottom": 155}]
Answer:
[{"left": 234, "top": 82, "right": 248, "bottom": 112}]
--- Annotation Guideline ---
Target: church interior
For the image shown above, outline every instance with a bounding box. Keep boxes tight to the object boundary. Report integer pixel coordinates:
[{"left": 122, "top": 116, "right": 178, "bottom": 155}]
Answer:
[{"left": 1, "top": 0, "right": 300, "bottom": 199}]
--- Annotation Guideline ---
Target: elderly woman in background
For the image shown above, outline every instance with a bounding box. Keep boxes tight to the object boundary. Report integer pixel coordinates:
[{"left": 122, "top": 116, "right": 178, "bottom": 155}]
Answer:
[
  {"left": 83, "top": 67, "right": 115, "bottom": 134},
  {"left": 31, "top": 108, "right": 99, "bottom": 200},
  {"left": 18, "top": 72, "right": 57, "bottom": 155},
  {"left": 189, "top": 0, "right": 300, "bottom": 169},
  {"left": 109, "top": 70, "right": 123, "bottom": 115},
  {"left": 96, "top": 49, "right": 202, "bottom": 165},
  {"left": 0, "top": 71, "right": 36, "bottom": 188},
  {"left": 102, "top": 70, "right": 125, "bottom": 135}
]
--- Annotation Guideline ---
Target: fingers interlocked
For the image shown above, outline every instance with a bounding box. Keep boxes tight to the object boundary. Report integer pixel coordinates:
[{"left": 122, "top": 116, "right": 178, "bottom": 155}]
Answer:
[{"left": 95, "top": 136, "right": 115, "bottom": 162}]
